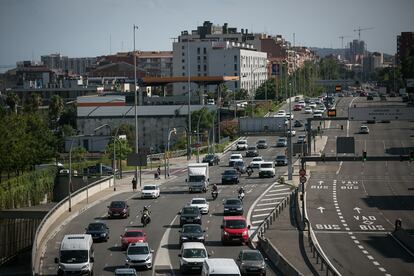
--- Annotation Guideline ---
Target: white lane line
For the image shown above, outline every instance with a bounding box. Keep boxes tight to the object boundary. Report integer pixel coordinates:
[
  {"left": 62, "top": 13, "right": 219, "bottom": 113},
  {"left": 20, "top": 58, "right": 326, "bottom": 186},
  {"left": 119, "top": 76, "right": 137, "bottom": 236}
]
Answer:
[
  {"left": 261, "top": 197, "right": 285, "bottom": 201},
  {"left": 257, "top": 202, "right": 279, "bottom": 207},
  {"left": 373, "top": 261, "right": 380, "bottom": 266},
  {"left": 264, "top": 192, "right": 291, "bottom": 197},
  {"left": 252, "top": 213, "right": 271, "bottom": 218},
  {"left": 269, "top": 188, "right": 291, "bottom": 192},
  {"left": 367, "top": 255, "right": 374, "bottom": 260},
  {"left": 362, "top": 250, "right": 369, "bottom": 254},
  {"left": 251, "top": 220, "right": 265, "bottom": 224},
  {"left": 253, "top": 207, "right": 276, "bottom": 212},
  {"left": 379, "top": 268, "right": 386, "bottom": 272}
]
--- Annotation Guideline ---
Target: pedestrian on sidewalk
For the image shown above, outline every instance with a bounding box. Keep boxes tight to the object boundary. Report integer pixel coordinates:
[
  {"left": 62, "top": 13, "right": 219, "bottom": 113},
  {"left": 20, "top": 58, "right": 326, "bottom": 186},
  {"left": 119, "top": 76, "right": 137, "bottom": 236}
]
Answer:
[
  {"left": 132, "top": 177, "right": 137, "bottom": 191},
  {"left": 155, "top": 166, "right": 161, "bottom": 180}
]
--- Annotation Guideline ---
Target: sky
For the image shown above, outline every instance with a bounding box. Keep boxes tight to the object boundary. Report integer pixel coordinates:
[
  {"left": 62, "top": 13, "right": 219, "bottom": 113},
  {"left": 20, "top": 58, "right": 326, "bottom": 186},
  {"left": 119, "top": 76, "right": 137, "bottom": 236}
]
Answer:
[{"left": 0, "top": 0, "right": 413, "bottom": 69}]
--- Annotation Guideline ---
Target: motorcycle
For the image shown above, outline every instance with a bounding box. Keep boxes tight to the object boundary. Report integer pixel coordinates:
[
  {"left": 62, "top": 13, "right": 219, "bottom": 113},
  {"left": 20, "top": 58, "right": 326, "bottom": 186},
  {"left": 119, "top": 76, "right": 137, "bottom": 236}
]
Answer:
[
  {"left": 238, "top": 192, "right": 245, "bottom": 201},
  {"left": 211, "top": 190, "right": 218, "bottom": 200},
  {"left": 141, "top": 212, "right": 151, "bottom": 227},
  {"left": 246, "top": 167, "right": 253, "bottom": 177}
]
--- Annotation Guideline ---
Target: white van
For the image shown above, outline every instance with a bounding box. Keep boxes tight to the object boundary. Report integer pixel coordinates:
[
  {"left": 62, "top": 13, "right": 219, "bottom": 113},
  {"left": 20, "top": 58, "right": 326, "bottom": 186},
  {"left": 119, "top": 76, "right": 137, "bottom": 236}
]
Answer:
[
  {"left": 55, "top": 234, "right": 94, "bottom": 275},
  {"left": 201, "top": 258, "right": 241, "bottom": 276}
]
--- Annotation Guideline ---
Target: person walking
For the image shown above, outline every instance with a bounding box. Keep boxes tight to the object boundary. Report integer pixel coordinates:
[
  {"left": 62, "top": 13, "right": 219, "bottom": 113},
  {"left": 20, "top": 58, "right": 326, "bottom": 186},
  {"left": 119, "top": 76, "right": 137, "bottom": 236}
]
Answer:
[
  {"left": 132, "top": 177, "right": 137, "bottom": 191},
  {"left": 156, "top": 166, "right": 161, "bottom": 180}
]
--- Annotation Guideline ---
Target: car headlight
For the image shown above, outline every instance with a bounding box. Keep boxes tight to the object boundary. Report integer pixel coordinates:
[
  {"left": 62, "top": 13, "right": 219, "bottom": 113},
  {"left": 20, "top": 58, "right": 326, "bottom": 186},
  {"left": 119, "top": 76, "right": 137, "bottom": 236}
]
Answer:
[
  {"left": 145, "top": 255, "right": 151, "bottom": 261},
  {"left": 81, "top": 265, "right": 89, "bottom": 271},
  {"left": 224, "top": 208, "right": 229, "bottom": 211},
  {"left": 237, "top": 207, "right": 242, "bottom": 210},
  {"left": 58, "top": 264, "right": 65, "bottom": 270},
  {"left": 242, "top": 230, "right": 248, "bottom": 235},
  {"left": 181, "top": 236, "right": 188, "bottom": 240},
  {"left": 223, "top": 231, "right": 229, "bottom": 236},
  {"left": 100, "top": 233, "right": 106, "bottom": 237},
  {"left": 197, "top": 236, "right": 204, "bottom": 240},
  {"left": 126, "top": 258, "right": 131, "bottom": 263}
]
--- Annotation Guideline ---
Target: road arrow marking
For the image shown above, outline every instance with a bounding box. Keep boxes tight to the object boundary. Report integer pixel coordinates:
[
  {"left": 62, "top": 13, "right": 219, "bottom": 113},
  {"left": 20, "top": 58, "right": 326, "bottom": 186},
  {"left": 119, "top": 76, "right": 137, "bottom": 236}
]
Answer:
[
  {"left": 318, "top": 180, "right": 324, "bottom": 185},
  {"left": 317, "top": 207, "right": 325, "bottom": 214},
  {"left": 354, "top": 207, "right": 362, "bottom": 214}
]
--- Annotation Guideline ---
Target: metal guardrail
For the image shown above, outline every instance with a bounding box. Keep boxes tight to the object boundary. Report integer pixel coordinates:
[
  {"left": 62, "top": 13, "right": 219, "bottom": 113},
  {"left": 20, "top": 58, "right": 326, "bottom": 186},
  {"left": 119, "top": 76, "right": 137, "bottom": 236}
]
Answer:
[
  {"left": 31, "top": 176, "right": 112, "bottom": 275},
  {"left": 250, "top": 187, "right": 298, "bottom": 241},
  {"left": 303, "top": 182, "right": 341, "bottom": 276}
]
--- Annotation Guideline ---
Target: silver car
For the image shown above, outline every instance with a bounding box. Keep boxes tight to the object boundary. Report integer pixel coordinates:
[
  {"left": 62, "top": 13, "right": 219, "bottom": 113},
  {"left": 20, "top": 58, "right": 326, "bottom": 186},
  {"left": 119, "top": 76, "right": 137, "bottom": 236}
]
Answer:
[{"left": 125, "top": 242, "right": 154, "bottom": 270}]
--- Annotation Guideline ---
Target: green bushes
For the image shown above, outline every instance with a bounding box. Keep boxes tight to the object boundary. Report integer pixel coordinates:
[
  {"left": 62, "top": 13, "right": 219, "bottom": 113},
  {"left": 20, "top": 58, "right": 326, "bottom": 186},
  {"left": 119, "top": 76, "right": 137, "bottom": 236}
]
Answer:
[{"left": 0, "top": 167, "right": 56, "bottom": 210}]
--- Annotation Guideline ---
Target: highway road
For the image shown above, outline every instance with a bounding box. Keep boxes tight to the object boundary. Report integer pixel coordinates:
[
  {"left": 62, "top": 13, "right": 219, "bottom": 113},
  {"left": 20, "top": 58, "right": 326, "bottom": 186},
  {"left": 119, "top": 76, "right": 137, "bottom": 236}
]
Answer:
[
  {"left": 306, "top": 95, "right": 414, "bottom": 275},
  {"left": 40, "top": 99, "right": 312, "bottom": 276}
]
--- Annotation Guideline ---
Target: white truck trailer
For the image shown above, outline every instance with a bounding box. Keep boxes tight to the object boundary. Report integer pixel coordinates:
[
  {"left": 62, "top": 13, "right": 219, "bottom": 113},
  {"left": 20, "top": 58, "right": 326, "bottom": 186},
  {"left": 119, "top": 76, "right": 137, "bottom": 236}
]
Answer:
[{"left": 186, "top": 163, "right": 209, "bottom": 193}]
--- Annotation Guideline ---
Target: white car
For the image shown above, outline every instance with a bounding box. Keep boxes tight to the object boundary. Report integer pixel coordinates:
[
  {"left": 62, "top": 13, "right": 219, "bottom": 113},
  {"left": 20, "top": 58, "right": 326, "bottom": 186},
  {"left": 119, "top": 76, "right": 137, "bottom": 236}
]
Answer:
[
  {"left": 359, "top": 125, "right": 369, "bottom": 134},
  {"left": 249, "top": 156, "right": 264, "bottom": 169},
  {"left": 190, "top": 198, "right": 209, "bottom": 214},
  {"left": 298, "top": 100, "right": 306, "bottom": 107},
  {"left": 287, "top": 129, "right": 296, "bottom": 136},
  {"left": 259, "top": 162, "right": 275, "bottom": 178},
  {"left": 229, "top": 153, "right": 243, "bottom": 167},
  {"left": 141, "top": 184, "right": 160, "bottom": 199},
  {"left": 304, "top": 107, "right": 313, "bottom": 114},
  {"left": 275, "top": 110, "right": 286, "bottom": 117},
  {"left": 308, "top": 102, "right": 317, "bottom": 109},
  {"left": 313, "top": 110, "right": 323, "bottom": 118},
  {"left": 236, "top": 140, "right": 248, "bottom": 150}
]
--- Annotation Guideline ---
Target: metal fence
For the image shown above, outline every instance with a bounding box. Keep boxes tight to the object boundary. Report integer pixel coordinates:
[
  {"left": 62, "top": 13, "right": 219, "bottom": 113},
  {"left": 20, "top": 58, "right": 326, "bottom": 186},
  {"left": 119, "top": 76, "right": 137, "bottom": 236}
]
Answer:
[{"left": 0, "top": 218, "right": 41, "bottom": 265}]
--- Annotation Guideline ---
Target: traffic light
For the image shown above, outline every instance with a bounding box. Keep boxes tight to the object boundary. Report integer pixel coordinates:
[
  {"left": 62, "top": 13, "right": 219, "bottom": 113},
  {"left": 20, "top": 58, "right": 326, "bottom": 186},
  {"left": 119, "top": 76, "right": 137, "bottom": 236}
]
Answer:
[
  {"left": 362, "top": 150, "right": 367, "bottom": 161},
  {"left": 410, "top": 151, "right": 414, "bottom": 162}
]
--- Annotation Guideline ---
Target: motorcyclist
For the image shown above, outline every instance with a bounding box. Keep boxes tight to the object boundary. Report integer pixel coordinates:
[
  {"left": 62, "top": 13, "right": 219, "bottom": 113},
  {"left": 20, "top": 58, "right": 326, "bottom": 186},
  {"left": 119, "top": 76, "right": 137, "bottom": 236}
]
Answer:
[
  {"left": 212, "top": 184, "right": 218, "bottom": 192},
  {"left": 238, "top": 187, "right": 245, "bottom": 195},
  {"left": 246, "top": 165, "right": 253, "bottom": 176},
  {"left": 211, "top": 184, "right": 218, "bottom": 199},
  {"left": 142, "top": 205, "right": 151, "bottom": 216},
  {"left": 141, "top": 206, "right": 151, "bottom": 224}
]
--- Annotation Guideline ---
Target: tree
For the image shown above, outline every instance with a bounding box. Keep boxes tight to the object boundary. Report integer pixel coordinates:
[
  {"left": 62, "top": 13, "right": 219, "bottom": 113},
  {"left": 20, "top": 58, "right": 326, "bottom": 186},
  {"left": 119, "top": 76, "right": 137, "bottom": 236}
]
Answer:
[
  {"left": 24, "top": 93, "right": 42, "bottom": 113},
  {"left": 6, "top": 93, "right": 19, "bottom": 114},
  {"left": 59, "top": 104, "right": 77, "bottom": 129},
  {"left": 190, "top": 108, "right": 213, "bottom": 133},
  {"left": 115, "top": 124, "right": 135, "bottom": 148},
  {"left": 71, "top": 147, "right": 87, "bottom": 163},
  {"left": 105, "top": 138, "right": 133, "bottom": 176},
  {"left": 234, "top": 89, "right": 249, "bottom": 101},
  {"left": 49, "top": 95, "right": 64, "bottom": 125}
]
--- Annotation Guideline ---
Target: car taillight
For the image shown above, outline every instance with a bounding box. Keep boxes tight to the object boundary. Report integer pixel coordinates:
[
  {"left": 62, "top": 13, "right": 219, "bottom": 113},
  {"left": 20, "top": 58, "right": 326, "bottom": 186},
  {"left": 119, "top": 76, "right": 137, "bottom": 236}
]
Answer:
[{"left": 242, "top": 230, "right": 248, "bottom": 235}]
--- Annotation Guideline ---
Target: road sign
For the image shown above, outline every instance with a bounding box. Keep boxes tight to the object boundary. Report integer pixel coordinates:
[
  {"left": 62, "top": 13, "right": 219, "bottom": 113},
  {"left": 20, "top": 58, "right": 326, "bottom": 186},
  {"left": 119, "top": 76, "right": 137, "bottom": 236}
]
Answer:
[
  {"left": 337, "top": 137, "right": 355, "bottom": 154},
  {"left": 335, "top": 85, "right": 342, "bottom": 92},
  {"left": 127, "top": 153, "right": 147, "bottom": 166},
  {"left": 349, "top": 106, "right": 414, "bottom": 121},
  {"left": 300, "top": 176, "right": 307, "bottom": 183},
  {"left": 327, "top": 109, "right": 336, "bottom": 117},
  {"left": 299, "top": 168, "right": 306, "bottom": 176}
]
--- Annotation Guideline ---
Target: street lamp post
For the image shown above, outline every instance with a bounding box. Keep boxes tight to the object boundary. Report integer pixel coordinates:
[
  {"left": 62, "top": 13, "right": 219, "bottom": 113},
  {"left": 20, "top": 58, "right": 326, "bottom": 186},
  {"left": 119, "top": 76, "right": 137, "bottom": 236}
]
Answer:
[
  {"left": 196, "top": 108, "right": 208, "bottom": 163},
  {"left": 167, "top": 128, "right": 176, "bottom": 177},
  {"left": 288, "top": 82, "right": 293, "bottom": 180},
  {"left": 133, "top": 24, "right": 140, "bottom": 185},
  {"left": 249, "top": 65, "right": 267, "bottom": 117},
  {"left": 68, "top": 134, "right": 85, "bottom": 212},
  {"left": 94, "top": 124, "right": 119, "bottom": 191}
]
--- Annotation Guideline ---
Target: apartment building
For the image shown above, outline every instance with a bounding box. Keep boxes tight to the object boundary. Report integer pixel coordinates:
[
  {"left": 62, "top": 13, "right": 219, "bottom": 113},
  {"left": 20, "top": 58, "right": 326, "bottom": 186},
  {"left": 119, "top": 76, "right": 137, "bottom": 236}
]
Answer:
[{"left": 41, "top": 53, "right": 97, "bottom": 75}]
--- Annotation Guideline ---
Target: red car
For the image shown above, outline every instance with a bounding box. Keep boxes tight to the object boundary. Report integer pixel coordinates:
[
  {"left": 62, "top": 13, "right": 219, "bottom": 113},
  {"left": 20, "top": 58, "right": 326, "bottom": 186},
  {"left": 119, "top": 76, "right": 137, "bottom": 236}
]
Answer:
[
  {"left": 120, "top": 229, "right": 147, "bottom": 250},
  {"left": 221, "top": 216, "right": 250, "bottom": 245},
  {"left": 107, "top": 200, "right": 130, "bottom": 219},
  {"left": 293, "top": 105, "right": 302, "bottom": 111}
]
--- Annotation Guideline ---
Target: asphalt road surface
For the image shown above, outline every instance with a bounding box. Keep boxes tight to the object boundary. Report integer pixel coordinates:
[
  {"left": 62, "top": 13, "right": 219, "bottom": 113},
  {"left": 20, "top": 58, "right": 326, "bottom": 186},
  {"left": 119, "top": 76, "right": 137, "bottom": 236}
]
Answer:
[{"left": 306, "top": 95, "right": 414, "bottom": 275}]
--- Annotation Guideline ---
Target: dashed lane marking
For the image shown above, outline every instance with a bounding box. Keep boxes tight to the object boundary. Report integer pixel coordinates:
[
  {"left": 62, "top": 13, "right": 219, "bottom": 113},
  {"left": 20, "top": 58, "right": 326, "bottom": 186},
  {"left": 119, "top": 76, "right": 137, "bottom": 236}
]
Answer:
[
  {"left": 253, "top": 207, "right": 276, "bottom": 212},
  {"left": 256, "top": 202, "right": 280, "bottom": 207}
]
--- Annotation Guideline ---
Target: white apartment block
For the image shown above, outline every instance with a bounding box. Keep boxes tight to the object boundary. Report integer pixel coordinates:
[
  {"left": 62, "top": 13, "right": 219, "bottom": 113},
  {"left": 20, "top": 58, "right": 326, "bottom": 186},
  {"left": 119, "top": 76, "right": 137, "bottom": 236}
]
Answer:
[{"left": 172, "top": 39, "right": 267, "bottom": 96}]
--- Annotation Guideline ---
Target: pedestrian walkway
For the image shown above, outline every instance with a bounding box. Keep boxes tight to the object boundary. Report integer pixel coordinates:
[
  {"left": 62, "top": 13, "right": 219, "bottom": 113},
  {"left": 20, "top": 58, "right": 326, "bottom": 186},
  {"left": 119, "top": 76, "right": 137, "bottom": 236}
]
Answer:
[{"left": 262, "top": 134, "right": 329, "bottom": 275}]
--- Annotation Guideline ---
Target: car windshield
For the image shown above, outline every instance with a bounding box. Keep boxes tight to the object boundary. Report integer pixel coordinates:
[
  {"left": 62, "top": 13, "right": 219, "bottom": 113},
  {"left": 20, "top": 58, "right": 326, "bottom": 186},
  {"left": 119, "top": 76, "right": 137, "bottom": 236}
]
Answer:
[
  {"left": 143, "top": 186, "right": 156, "bottom": 190},
  {"left": 258, "top": 140, "right": 266, "bottom": 144},
  {"left": 60, "top": 250, "right": 88, "bottom": 264},
  {"left": 276, "top": 156, "right": 285, "bottom": 160},
  {"left": 225, "top": 199, "right": 241, "bottom": 205},
  {"left": 87, "top": 223, "right": 105, "bottom": 231},
  {"left": 204, "top": 155, "right": 214, "bottom": 160},
  {"left": 225, "top": 219, "right": 246, "bottom": 229},
  {"left": 110, "top": 201, "right": 125, "bottom": 208},
  {"left": 243, "top": 252, "right": 264, "bottom": 261},
  {"left": 278, "top": 138, "right": 286, "bottom": 142},
  {"left": 261, "top": 163, "right": 272, "bottom": 168},
  {"left": 189, "top": 175, "right": 205, "bottom": 182},
  {"left": 182, "top": 225, "right": 203, "bottom": 233},
  {"left": 124, "top": 231, "right": 144, "bottom": 237},
  {"left": 191, "top": 199, "right": 206, "bottom": 205},
  {"left": 252, "top": 157, "right": 262, "bottom": 161},
  {"left": 238, "top": 141, "right": 247, "bottom": 145},
  {"left": 230, "top": 155, "right": 241, "bottom": 160},
  {"left": 183, "top": 248, "right": 207, "bottom": 258},
  {"left": 128, "top": 246, "right": 149, "bottom": 255},
  {"left": 248, "top": 147, "right": 256, "bottom": 150},
  {"left": 234, "top": 161, "right": 244, "bottom": 166},
  {"left": 224, "top": 170, "right": 237, "bottom": 175},
  {"left": 182, "top": 208, "right": 199, "bottom": 215}
]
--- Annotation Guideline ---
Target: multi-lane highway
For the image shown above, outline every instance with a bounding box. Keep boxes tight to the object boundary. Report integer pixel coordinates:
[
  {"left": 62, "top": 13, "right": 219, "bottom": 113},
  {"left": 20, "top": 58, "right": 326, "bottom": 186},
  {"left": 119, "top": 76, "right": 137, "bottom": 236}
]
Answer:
[
  {"left": 40, "top": 98, "right": 318, "bottom": 276},
  {"left": 306, "top": 95, "right": 414, "bottom": 275}
]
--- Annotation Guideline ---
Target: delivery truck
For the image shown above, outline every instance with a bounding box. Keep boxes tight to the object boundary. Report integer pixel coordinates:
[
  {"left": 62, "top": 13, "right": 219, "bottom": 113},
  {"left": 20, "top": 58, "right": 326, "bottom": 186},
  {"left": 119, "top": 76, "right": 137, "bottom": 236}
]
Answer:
[{"left": 186, "top": 163, "right": 209, "bottom": 193}]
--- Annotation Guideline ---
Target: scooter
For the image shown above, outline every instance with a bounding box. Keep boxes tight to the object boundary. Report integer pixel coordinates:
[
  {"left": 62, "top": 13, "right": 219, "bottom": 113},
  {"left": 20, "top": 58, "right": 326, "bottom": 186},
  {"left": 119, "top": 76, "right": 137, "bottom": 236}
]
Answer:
[
  {"left": 211, "top": 190, "right": 218, "bottom": 200},
  {"left": 238, "top": 192, "right": 245, "bottom": 201}
]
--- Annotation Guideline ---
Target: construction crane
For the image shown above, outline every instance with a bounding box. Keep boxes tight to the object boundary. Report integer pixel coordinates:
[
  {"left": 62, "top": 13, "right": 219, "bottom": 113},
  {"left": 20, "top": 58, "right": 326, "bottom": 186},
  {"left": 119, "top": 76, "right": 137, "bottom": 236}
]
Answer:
[
  {"left": 353, "top": 27, "right": 374, "bottom": 41},
  {"left": 338, "top": 35, "right": 351, "bottom": 49}
]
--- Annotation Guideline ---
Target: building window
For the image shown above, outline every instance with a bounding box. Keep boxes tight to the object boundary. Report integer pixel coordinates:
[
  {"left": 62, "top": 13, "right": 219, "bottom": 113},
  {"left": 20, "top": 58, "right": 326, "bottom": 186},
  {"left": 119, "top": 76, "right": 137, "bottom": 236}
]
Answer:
[
  {"left": 203, "top": 56, "right": 207, "bottom": 61},
  {"left": 182, "top": 66, "right": 185, "bottom": 70},
  {"left": 182, "top": 86, "right": 185, "bottom": 90},
  {"left": 182, "top": 52, "right": 185, "bottom": 56},
  {"left": 182, "top": 45, "right": 185, "bottom": 50},
  {"left": 198, "top": 65, "right": 201, "bottom": 71},
  {"left": 197, "top": 56, "right": 200, "bottom": 61},
  {"left": 197, "top": 48, "right": 200, "bottom": 54},
  {"left": 204, "top": 64, "right": 207, "bottom": 71},
  {"left": 234, "top": 55, "right": 237, "bottom": 62},
  {"left": 182, "top": 72, "right": 185, "bottom": 76},
  {"left": 234, "top": 64, "right": 237, "bottom": 70},
  {"left": 235, "top": 82, "right": 238, "bottom": 89},
  {"left": 203, "top": 48, "right": 207, "bottom": 54},
  {"left": 182, "top": 59, "right": 185, "bottom": 63}
]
